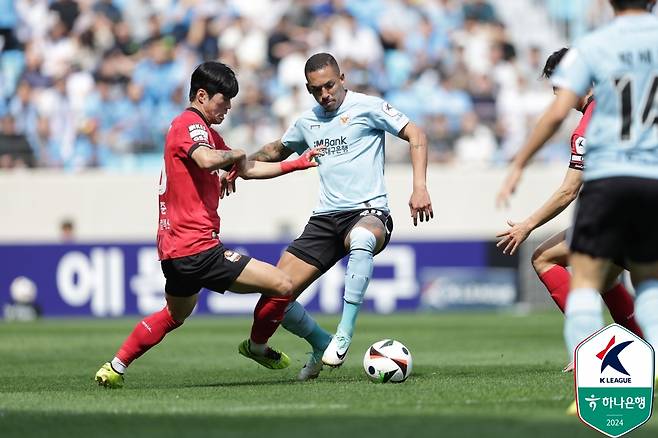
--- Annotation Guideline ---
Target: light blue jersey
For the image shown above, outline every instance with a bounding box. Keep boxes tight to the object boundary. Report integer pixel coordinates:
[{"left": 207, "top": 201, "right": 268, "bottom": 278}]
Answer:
[
  {"left": 282, "top": 90, "right": 410, "bottom": 214},
  {"left": 553, "top": 13, "right": 658, "bottom": 181}
]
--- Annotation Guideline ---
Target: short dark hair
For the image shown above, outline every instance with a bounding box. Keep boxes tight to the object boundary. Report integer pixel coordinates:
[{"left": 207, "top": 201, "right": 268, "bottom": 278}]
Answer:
[
  {"left": 610, "top": 0, "right": 652, "bottom": 10},
  {"left": 541, "top": 47, "right": 569, "bottom": 79},
  {"left": 189, "top": 62, "right": 238, "bottom": 102},
  {"left": 304, "top": 53, "right": 340, "bottom": 77}
]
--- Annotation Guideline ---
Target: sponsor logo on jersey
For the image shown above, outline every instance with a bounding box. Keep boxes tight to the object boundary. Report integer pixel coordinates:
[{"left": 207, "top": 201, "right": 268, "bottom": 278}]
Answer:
[
  {"left": 188, "top": 124, "right": 209, "bottom": 142},
  {"left": 313, "top": 136, "right": 349, "bottom": 156},
  {"left": 314, "top": 136, "right": 347, "bottom": 147},
  {"left": 382, "top": 102, "right": 400, "bottom": 117},
  {"left": 574, "top": 136, "right": 587, "bottom": 155}
]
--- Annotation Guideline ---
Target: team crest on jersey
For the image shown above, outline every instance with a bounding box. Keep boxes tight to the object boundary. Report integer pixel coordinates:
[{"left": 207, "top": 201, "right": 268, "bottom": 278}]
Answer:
[
  {"left": 574, "top": 136, "right": 586, "bottom": 155},
  {"left": 382, "top": 102, "right": 400, "bottom": 117},
  {"left": 224, "top": 250, "right": 241, "bottom": 263},
  {"left": 188, "top": 124, "right": 209, "bottom": 142},
  {"left": 340, "top": 115, "right": 350, "bottom": 125}
]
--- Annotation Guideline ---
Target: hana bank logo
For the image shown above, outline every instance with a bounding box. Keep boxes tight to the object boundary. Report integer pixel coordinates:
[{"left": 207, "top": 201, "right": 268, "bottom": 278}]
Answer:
[{"left": 596, "top": 336, "right": 633, "bottom": 383}]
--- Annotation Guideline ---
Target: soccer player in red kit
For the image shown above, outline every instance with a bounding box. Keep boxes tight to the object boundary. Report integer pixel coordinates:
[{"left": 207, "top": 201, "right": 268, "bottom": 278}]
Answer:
[
  {"left": 496, "top": 48, "right": 642, "bottom": 371},
  {"left": 95, "top": 62, "right": 320, "bottom": 388}
]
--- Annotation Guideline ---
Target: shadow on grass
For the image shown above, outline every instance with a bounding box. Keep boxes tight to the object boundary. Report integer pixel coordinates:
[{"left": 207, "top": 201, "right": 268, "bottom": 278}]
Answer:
[{"left": 3, "top": 410, "right": 645, "bottom": 438}]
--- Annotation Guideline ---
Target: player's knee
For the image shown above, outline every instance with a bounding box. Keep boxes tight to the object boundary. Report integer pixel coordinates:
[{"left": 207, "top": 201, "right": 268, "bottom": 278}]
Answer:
[
  {"left": 349, "top": 227, "right": 377, "bottom": 253},
  {"left": 272, "top": 274, "right": 294, "bottom": 297},
  {"left": 167, "top": 306, "right": 191, "bottom": 324},
  {"left": 531, "top": 246, "right": 550, "bottom": 273}
]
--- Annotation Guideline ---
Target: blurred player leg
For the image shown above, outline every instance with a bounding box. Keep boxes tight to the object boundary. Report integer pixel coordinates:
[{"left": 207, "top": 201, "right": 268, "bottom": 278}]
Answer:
[
  {"left": 533, "top": 231, "right": 642, "bottom": 337},
  {"left": 630, "top": 263, "right": 658, "bottom": 382},
  {"left": 533, "top": 232, "right": 570, "bottom": 311},
  {"left": 563, "top": 253, "right": 608, "bottom": 361},
  {"left": 601, "top": 265, "right": 643, "bottom": 337}
]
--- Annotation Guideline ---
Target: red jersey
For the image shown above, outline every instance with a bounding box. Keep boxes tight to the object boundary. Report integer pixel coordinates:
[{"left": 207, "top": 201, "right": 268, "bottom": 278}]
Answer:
[
  {"left": 569, "top": 100, "right": 595, "bottom": 171},
  {"left": 157, "top": 108, "right": 229, "bottom": 260}
]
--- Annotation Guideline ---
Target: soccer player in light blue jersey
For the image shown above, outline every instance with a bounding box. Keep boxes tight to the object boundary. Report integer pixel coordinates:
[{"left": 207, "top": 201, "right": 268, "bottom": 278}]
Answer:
[
  {"left": 237, "top": 53, "right": 433, "bottom": 379},
  {"left": 496, "top": 0, "right": 658, "bottom": 413}
]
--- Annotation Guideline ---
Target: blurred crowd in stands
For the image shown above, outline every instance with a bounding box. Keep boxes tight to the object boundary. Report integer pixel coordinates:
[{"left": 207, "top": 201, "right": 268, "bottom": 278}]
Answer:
[{"left": 0, "top": 0, "right": 611, "bottom": 171}]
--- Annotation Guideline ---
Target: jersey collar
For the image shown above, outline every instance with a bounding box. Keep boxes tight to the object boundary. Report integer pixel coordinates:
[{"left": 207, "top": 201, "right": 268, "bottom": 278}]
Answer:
[{"left": 186, "top": 107, "right": 210, "bottom": 127}]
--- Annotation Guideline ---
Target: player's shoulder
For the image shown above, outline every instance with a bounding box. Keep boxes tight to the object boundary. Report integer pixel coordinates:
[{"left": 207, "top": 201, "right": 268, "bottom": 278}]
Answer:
[
  {"left": 170, "top": 109, "right": 210, "bottom": 143},
  {"left": 172, "top": 109, "right": 206, "bottom": 129},
  {"left": 348, "top": 90, "right": 385, "bottom": 108},
  {"left": 575, "top": 17, "right": 634, "bottom": 50}
]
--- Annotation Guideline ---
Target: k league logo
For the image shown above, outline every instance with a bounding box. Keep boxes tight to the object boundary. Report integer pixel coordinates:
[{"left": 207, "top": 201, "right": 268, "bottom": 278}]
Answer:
[{"left": 574, "top": 324, "right": 654, "bottom": 437}]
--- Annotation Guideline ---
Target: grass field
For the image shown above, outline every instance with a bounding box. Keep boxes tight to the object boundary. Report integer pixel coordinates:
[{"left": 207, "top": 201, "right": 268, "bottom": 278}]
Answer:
[{"left": 1, "top": 311, "right": 655, "bottom": 438}]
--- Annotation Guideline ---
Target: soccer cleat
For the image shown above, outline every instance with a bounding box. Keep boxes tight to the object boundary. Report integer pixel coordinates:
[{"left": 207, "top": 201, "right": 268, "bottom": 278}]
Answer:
[
  {"left": 566, "top": 400, "right": 577, "bottom": 416},
  {"left": 562, "top": 360, "right": 574, "bottom": 373},
  {"left": 322, "top": 334, "right": 351, "bottom": 367},
  {"left": 238, "top": 339, "right": 290, "bottom": 369},
  {"left": 95, "top": 362, "right": 124, "bottom": 388},
  {"left": 298, "top": 349, "right": 324, "bottom": 381}
]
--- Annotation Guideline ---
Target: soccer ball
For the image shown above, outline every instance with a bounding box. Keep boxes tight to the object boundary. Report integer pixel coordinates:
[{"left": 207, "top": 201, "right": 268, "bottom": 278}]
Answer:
[{"left": 363, "top": 339, "right": 412, "bottom": 383}]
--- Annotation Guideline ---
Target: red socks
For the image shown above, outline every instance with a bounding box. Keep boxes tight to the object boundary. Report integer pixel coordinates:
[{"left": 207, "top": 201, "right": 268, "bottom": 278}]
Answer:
[
  {"left": 538, "top": 265, "right": 570, "bottom": 312},
  {"left": 116, "top": 306, "right": 182, "bottom": 366},
  {"left": 538, "top": 265, "right": 643, "bottom": 338},
  {"left": 602, "top": 283, "right": 644, "bottom": 337},
  {"left": 250, "top": 295, "right": 291, "bottom": 344}
]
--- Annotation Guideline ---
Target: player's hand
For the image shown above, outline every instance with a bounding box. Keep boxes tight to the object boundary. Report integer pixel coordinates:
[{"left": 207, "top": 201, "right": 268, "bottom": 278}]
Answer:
[
  {"left": 296, "top": 146, "right": 325, "bottom": 169},
  {"left": 495, "top": 219, "right": 531, "bottom": 255},
  {"left": 496, "top": 166, "right": 523, "bottom": 209},
  {"left": 408, "top": 187, "right": 433, "bottom": 226},
  {"left": 219, "top": 164, "right": 238, "bottom": 198}
]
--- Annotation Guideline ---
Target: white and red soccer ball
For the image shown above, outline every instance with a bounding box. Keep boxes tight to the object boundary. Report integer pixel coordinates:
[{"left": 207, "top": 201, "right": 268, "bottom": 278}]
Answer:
[{"left": 363, "top": 339, "right": 413, "bottom": 383}]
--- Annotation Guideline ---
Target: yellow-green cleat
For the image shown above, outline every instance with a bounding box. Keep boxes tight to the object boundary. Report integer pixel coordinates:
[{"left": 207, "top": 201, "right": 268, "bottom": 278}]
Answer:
[
  {"left": 566, "top": 400, "right": 577, "bottom": 416},
  {"left": 95, "top": 362, "right": 124, "bottom": 388},
  {"left": 238, "top": 339, "right": 290, "bottom": 370}
]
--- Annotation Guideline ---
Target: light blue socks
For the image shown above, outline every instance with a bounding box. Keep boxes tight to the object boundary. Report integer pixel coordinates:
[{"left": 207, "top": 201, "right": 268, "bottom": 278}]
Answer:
[
  {"left": 634, "top": 280, "right": 658, "bottom": 374},
  {"left": 564, "top": 288, "right": 604, "bottom": 361},
  {"left": 336, "top": 227, "right": 376, "bottom": 338},
  {"left": 282, "top": 300, "right": 331, "bottom": 352}
]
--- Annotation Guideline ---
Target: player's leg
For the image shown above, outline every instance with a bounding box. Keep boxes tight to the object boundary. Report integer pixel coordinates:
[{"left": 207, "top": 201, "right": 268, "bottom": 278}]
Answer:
[
  {"left": 322, "top": 215, "right": 386, "bottom": 367},
  {"left": 225, "top": 257, "right": 297, "bottom": 369},
  {"left": 601, "top": 264, "right": 643, "bottom": 337},
  {"left": 533, "top": 230, "right": 642, "bottom": 338},
  {"left": 96, "top": 292, "right": 197, "bottom": 388},
  {"left": 240, "top": 215, "right": 338, "bottom": 376},
  {"left": 625, "top": 178, "right": 658, "bottom": 382},
  {"left": 531, "top": 230, "right": 570, "bottom": 311},
  {"left": 564, "top": 178, "right": 626, "bottom": 363},
  {"left": 238, "top": 252, "right": 329, "bottom": 375},
  {"left": 564, "top": 252, "right": 609, "bottom": 361},
  {"left": 276, "top": 252, "right": 331, "bottom": 380},
  {"left": 629, "top": 261, "right": 658, "bottom": 382}
]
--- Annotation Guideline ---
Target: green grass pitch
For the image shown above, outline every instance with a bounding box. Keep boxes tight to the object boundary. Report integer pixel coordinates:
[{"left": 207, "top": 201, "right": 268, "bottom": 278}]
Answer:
[{"left": 0, "top": 311, "right": 655, "bottom": 438}]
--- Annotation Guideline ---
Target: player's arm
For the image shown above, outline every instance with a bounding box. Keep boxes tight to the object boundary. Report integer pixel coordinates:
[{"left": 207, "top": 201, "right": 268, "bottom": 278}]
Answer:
[
  {"left": 496, "top": 168, "right": 582, "bottom": 255},
  {"left": 398, "top": 122, "right": 434, "bottom": 226},
  {"left": 248, "top": 139, "right": 295, "bottom": 162},
  {"left": 496, "top": 89, "right": 580, "bottom": 208},
  {"left": 236, "top": 147, "right": 322, "bottom": 179},
  {"left": 190, "top": 146, "right": 246, "bottom": 172}
]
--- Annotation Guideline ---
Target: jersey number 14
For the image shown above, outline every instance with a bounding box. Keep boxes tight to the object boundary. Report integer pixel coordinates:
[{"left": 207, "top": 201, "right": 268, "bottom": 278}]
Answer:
[{"left": 614, "top": 74, "right": 658, "bottom": 141}]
